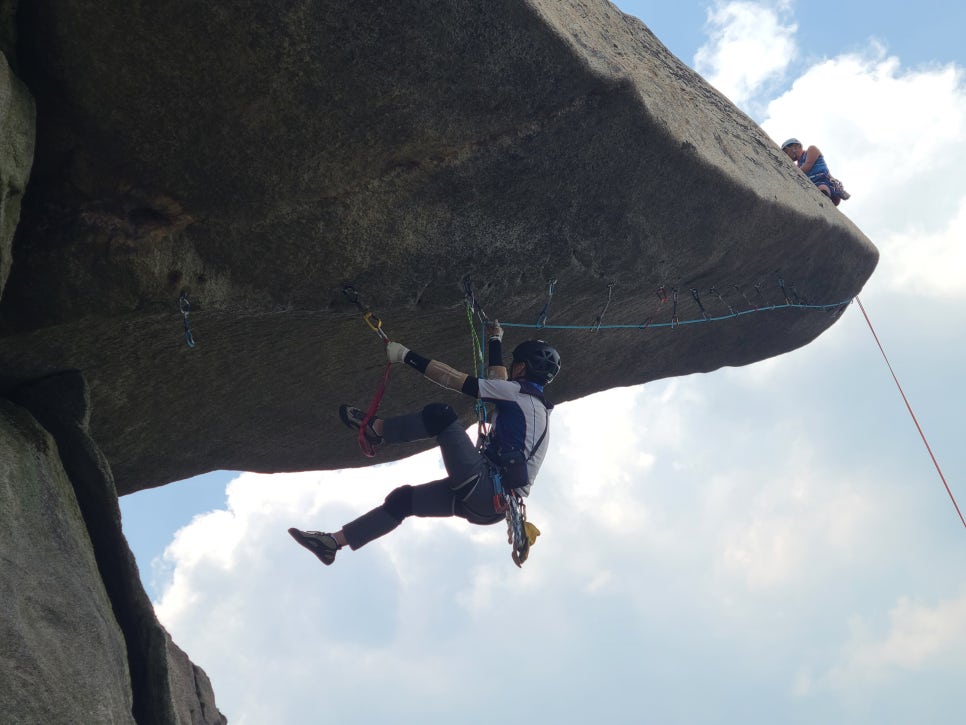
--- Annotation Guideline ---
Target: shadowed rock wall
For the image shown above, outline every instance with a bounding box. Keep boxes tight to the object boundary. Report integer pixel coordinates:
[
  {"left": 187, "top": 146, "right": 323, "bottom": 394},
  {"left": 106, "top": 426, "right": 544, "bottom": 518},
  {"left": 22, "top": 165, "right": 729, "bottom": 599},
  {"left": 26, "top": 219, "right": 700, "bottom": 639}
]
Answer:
[
  {"left": 0, "top": 0, "right": 877, "bottom": 494},
  {"left": 0, "top": 51, "right": 33, "bottom": 299},
  {"left": 0, "top": 398, "right": 133, "bottom": 722},
  {"left": 1, "top": 376, "right": 225, "bottom": 724}
]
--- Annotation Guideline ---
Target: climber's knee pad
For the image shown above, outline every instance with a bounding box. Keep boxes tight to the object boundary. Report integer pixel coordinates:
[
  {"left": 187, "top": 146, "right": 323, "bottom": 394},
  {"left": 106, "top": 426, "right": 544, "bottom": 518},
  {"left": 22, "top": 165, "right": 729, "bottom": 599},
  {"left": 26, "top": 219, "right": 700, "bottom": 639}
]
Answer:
[
  {"left": 384, "top": 484, "right": 414, "bottom": 521},
  {"left": 421, "top": 403, "right": 458, "bottom": 437}
]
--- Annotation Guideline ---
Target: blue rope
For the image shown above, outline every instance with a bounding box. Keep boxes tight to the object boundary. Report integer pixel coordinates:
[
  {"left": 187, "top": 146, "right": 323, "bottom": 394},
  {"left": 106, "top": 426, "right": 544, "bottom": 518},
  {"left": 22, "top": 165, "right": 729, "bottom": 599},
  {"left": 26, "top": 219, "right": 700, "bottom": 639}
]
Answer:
[{"left": 499, "top": 299, "right": 853, "bottom": 330}]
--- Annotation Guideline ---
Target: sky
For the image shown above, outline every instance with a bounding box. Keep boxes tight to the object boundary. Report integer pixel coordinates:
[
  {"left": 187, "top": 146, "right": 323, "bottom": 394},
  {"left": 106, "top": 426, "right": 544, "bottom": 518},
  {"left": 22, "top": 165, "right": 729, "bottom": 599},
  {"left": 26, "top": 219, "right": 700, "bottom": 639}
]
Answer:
[{"left": 120, "top": 2, "right": 966, "bottom": 723}]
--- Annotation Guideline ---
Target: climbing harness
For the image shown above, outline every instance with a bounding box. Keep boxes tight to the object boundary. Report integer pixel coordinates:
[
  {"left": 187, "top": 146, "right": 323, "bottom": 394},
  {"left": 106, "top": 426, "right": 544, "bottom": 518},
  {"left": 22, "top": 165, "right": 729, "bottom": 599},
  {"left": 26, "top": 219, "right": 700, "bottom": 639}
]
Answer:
[
  {"left": 178, "top": 291, "right": 196, "bottom": 348},
  {"left": 342, "top": 284, "right": 392, "bottom": 457},
  {"left": 482, "top": 383, "right": 551, "bottom": 488}
]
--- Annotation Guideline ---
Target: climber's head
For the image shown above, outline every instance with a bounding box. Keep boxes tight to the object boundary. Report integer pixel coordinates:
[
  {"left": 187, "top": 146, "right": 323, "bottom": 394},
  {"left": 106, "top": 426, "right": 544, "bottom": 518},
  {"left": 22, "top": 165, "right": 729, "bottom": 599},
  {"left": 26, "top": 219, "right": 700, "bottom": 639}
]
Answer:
[
  {"left": 511, "top": 340, "right": 561, "bottom": 385},
  {"left": 781, "top": 137, "right": 802, "bottom": 159}
]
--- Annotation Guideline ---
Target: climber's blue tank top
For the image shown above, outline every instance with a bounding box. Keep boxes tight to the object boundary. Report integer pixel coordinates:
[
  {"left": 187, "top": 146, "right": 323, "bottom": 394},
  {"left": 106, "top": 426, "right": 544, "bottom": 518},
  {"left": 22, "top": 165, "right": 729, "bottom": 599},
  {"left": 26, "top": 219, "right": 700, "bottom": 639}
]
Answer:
[{"left": 798, "top": 151, "right": 830, "bottom": 183}]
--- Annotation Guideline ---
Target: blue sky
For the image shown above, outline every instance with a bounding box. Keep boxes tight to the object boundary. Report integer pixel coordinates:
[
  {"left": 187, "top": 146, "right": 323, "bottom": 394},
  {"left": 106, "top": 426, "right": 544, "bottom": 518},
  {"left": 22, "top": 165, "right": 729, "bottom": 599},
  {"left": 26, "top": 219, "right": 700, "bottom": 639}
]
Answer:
[{"left": 121, "top": 2, "right": 966, "bottom": 723}]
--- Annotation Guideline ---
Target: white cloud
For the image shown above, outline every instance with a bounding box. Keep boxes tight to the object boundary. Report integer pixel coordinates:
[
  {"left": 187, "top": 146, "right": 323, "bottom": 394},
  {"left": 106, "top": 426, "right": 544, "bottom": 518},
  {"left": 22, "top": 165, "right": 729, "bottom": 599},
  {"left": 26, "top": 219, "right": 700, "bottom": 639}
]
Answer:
[
  {"left": 694, "top": 1, "right": 798, "bottom": 108},
  {"left": 875, "top": 193, "right": 966, "bottom": 298},
  {"left": 806, "top": 591, "right": 966, "bottom": 694},
  {"left": 761, "top": 49, "right": 966, "bottom": 297}
]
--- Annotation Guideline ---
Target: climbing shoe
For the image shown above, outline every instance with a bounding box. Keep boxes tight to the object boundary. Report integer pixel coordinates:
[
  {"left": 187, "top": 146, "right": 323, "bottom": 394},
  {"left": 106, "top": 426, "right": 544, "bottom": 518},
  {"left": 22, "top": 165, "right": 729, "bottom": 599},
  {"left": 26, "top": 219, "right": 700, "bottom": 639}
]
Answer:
[
  {"left": 339, "top": 404, "right": 383, "bottom": 445},
  {"left": 288, "top": 528, "right": 340, "bottom": 566}
]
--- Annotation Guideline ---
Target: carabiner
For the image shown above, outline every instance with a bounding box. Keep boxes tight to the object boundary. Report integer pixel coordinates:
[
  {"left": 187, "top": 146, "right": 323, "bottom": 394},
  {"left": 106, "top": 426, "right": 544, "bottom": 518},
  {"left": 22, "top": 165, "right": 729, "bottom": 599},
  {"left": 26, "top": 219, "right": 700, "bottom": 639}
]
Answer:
[{"left": 363, "top": 311, "right": 389, "bottom": 342}]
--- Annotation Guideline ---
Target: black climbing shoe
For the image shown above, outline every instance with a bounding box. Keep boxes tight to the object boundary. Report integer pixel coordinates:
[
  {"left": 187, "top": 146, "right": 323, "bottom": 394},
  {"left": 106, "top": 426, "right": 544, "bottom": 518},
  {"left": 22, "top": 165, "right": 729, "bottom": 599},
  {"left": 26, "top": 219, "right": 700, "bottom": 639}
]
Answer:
[
  {"left": 288, "top": 528, "right": 340, "bottom": 566},
  {"left": 339, "top": 404, "right": 383, "bottom": 445}
]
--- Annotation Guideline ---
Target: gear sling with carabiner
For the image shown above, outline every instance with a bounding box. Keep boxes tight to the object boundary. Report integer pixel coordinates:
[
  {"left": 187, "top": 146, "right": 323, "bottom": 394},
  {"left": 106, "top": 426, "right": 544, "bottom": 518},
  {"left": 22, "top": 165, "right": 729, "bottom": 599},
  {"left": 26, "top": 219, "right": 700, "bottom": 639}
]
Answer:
[{"left": 463, "top": 277, "right": 548, "bottom": 566}]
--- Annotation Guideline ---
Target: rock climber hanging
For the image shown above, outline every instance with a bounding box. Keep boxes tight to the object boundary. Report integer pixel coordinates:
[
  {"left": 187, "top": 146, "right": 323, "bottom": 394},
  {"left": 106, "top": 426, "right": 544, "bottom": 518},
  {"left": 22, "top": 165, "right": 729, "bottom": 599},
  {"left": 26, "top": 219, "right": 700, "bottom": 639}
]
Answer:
[{"left": 288, "top": 316, "right": 560, "bottom": 567}]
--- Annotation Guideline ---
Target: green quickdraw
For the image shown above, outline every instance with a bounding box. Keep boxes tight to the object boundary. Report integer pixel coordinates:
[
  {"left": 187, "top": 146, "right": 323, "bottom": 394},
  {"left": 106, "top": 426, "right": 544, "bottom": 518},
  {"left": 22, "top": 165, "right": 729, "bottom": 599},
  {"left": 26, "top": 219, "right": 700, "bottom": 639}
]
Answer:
[
  {"left": 463, "top": 274, "right": 534, "bottom": 567},
  {"left": 462, "top": 275, "right": 492, "bottom": 445},
  {"left": 462, "top": 275, "right": 487, "bottom": 378}
]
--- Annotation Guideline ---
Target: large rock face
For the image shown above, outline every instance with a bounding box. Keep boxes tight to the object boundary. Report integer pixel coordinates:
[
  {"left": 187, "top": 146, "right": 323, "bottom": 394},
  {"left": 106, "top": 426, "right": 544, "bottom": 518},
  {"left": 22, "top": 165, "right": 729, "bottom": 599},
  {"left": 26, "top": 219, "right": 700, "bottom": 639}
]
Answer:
[
  {"left": 0, "top": 0, "right": 877, "bottom": 494},
  {"left": 0, "top": 52, "right": 34, "bottom": 298},
  {"left": 1, "top": 377, "right": 225, "bottom": 724},
  {"left": 0, "top": 398, "right": 133, "bottom": 722}
]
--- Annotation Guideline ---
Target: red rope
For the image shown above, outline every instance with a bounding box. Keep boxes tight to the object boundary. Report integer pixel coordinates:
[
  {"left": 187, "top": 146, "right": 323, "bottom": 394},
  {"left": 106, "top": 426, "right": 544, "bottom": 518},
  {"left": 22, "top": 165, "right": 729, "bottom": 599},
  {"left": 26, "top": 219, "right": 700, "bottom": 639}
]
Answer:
[
  {"left": 856, "top": 296, "right": 966, "bottom": 530},
  {"left": 358, "top": 360, "right": 392, "bottom": 458}
]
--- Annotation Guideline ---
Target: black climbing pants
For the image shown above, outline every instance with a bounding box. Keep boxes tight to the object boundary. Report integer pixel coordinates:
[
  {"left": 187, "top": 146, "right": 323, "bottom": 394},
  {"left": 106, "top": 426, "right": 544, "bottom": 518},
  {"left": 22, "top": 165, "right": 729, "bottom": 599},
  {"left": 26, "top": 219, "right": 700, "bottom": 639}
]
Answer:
[{"left": 341, "top": 405, "right": 504, "bottom": 551}]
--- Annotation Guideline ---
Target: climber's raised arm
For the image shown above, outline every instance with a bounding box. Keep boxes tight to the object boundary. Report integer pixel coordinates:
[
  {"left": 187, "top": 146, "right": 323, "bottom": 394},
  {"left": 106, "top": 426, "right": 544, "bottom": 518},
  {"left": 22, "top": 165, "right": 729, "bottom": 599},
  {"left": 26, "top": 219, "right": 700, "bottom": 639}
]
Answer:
[{"left": 385, "top": 319, "right": 509, "bottom": 396}]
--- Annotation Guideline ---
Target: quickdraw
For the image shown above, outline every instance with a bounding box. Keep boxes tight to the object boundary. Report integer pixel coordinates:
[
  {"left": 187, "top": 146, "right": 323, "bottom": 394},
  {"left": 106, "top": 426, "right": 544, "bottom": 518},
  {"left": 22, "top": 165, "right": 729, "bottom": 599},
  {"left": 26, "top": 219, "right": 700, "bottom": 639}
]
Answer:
[
  {"left": 462, "top": 274, "right": 489, "bottom": 325},
  {"left": 733, "top": 283, "right": 757, "bottom": 311},
  {"left": 179, "top": 291, "right": 196, "bottom": 348},
  {"left": 343, "top": 284, "right": 389, "bottom": 343},
  {"left": 462, "top": 276, "right": 490, "bottom": 443},
  {"left": 591, "top": 283, "right": 615, "bottom": 332},
  {"left": 505, "top": 490, "right": 531, "bottom": 567},
  {"left": 778, "top": 276, "right": 791, "bottom": 305},
  {"left": 709, "top": 285, "right": 736, "bottom": 316},
  {"left": 535, "top": 278, "right": 556, "bottom": 328},
  {"left": 778, "top": 276, "right": 805, "bottom": 305},
  {"left": 342, "top": 284, "right": 392, "bottom": 457},
  {"left": 754, "top": 281, "right": 767, "bottom": 308},
  {"left": 690, "top": 287, "right": 710, "bottom": 321}
]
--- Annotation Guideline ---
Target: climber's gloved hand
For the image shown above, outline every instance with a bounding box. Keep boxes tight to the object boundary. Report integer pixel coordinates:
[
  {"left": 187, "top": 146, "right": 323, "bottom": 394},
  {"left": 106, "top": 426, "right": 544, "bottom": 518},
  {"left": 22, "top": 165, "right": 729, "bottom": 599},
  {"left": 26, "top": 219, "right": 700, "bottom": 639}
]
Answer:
[
  {"left": 485, "top": 320, "right": 503, "bottom": 342},
  {"left": 386, "top": 341, "right": 410, "bottom": 364}
]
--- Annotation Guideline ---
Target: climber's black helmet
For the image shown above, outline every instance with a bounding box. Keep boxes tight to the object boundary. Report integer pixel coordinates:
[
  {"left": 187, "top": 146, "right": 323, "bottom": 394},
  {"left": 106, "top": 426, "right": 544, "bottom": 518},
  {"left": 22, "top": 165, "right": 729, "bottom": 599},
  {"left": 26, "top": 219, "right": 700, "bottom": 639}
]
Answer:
[{"left": 512, "top": 340, "right": 561, "bottom": 385}]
